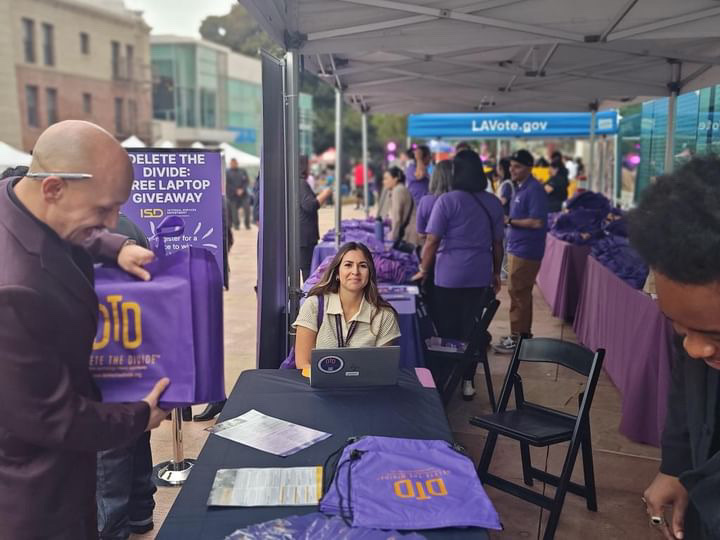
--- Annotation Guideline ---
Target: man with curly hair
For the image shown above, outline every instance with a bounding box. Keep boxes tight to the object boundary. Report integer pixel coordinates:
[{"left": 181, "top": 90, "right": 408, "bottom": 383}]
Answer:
[{"left": 629, "top": 156, "right": 720, "bottom": 539}]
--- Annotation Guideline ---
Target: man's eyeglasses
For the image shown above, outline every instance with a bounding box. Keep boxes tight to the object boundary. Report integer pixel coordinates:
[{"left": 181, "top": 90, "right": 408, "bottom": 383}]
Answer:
[{"left": 26, "top": 172, "right": 93, "bottom": 180}]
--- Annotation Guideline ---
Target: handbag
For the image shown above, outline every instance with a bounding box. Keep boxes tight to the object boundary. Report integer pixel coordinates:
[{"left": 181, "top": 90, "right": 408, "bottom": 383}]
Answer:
[
  {"left": 91, "top": 217, "right": 225, "bottom": 407},
  {"left": 280, "top": 295, "right": 325, "bottom": 369}
]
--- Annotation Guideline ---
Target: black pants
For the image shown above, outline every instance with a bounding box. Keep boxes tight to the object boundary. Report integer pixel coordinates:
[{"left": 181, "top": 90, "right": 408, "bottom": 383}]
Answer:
[
  {"left": 300, "top": 244, "right": 316, "bottom": 282},
  {"left": 433, "top": 286, "right": 492, "bottom": 381},
  {"left": 229, "top": 196, "right": 251, "bottom": 229}
]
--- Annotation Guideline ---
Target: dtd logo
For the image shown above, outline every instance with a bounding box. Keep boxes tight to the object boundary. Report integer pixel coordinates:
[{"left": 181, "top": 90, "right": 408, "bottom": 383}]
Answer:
[
  {"left": 318, "top": 355, "right": 344, "bottom": 374},
  {"left": 93, "top": 295, "right": 142, "bottom": 350},
  {"left": 393, "top": 478, "right": 448, "bottom": 501}
]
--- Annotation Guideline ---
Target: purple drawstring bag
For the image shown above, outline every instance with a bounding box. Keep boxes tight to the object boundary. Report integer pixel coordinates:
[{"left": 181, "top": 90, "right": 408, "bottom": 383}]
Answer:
[
  {"left": 280, "top": 295, "right": 324, "bottom": 369},
  {"left": 320, "top": 436, "right": 502, "bottom": 531},
  {"left": 91, "top": 217, "right": 225, "bottom": 407}
]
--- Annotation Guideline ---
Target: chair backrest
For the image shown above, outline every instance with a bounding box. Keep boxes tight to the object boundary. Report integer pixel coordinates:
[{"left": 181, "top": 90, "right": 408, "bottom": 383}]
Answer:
[
  {"left": 495, "top": 337, "right": 605, "bottom": 425},
  {"left": 517, "top": 338, "right": 595, "bottom": 376}
]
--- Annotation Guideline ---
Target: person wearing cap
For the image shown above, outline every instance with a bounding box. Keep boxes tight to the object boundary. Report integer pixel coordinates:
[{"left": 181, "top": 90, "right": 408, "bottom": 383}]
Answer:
[{"left": 495, "top": 149, "right": 548, "bottom": 354}]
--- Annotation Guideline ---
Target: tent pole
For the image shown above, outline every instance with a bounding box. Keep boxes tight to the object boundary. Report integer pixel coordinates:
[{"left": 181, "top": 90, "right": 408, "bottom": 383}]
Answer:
[
  {"left": 284, "top": 50, "right": 301, "bottom": 322},
  {"left": 335, "top": 88, "right": 343, "bottom": 248},
  {"left": 362, "top": 110, "right": 369, "bottom": 218},
  {"left": 612, "top": 134, "right": 620, "bottom": 206},
  {"left": 664, "top": 60, "right": 682, "bottom": 174},
  {"left": 586, "top": 102, "right": 598, "bottom": 192}
]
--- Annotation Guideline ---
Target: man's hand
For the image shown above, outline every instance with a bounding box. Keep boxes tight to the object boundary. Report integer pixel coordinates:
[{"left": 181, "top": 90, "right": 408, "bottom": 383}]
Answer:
[
  {"left": 142, "top": 378, "right": 171, "bottom": 431},
  {"left": 118, "top": 243, "right": 155, "bottom": 281},
  {"left": 317, "top": 187, "right": 333, "bottom": 205},
  {"left": 236, "top": 188, "right": 245, "bottom": 197},
  {"left": 643, "top": 472, "right": 689, "bottom": 539}
]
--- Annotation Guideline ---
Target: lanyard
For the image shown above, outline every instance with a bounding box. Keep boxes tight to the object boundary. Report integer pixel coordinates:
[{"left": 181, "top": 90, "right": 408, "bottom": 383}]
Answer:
[{"left": 334, "top": 314, "right": 358, "bottom": 348}]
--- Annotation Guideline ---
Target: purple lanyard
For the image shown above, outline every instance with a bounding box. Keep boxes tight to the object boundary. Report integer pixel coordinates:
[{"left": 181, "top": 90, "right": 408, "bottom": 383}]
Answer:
[{"left": 334, "top": 315, "right": 359, "bottom": 348}]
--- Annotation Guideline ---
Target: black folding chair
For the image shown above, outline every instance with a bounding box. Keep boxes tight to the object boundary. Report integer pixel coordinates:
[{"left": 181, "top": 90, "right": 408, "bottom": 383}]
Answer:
[
  {"left": 422, "top": 291, "right": 500, "bottom": 409},
  {"left": 469, "top": 337, "right": 605, "bottom": 540}
]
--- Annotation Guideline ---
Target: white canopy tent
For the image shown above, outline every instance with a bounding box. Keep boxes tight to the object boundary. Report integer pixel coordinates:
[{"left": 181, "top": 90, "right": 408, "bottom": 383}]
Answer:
[
  {"left": 191, "top": 141, "right": 206, "bottom": 148},
  {"left": 219, "top": 142, "right": 261, "bottom": 168},
  {"left": 121, "top": 135, "right": 146, "bottom": 148},
  {"left": 0, "top": 141, "right": 32, "bottom": 170},
  {"left": 242, "top": 0, "right": 720, "bottom": 114},
  {"left": 241, "top": 0, "right": 720, "bottom": 365}
]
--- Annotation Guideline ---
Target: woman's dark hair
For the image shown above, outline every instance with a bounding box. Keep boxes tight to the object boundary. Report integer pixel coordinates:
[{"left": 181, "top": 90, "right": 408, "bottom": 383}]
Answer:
[
  {"left": 387, "top": 166, "right": 406, "bottom": 184},
  {"left": 451, "top": 149, "right": 487, "bottom": 193},
  {"left": 498, "top": 158, "right": 511, "bottom": 181},
  {"left": 1, "top": 166, "right": 29, "bottom": 179},
  {"left": 628, "top": 155, "right": 720, "bottom": 285},
  {"left": 417, "top": 145, "right": 431, "bottom": 160},
  {"left": 308, "top": 242, "right": 397, "bottom": 325},
  {"left": 550, "top": 159, "right": 568, "bottom": 177}
]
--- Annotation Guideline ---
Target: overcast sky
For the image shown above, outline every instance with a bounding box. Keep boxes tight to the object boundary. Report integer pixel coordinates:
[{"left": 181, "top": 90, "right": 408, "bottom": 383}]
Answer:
[{"left": 124, "top": 0, "right": 237, "bottom": 37}]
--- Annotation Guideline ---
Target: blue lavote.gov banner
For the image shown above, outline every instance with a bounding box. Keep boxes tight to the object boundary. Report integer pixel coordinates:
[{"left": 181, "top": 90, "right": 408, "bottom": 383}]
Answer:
[{"left": 408, "top": 111, "right": 618, "bottom": 138}]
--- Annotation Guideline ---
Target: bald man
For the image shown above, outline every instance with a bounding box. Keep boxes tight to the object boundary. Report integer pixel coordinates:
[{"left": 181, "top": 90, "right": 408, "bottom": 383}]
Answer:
[{"left": 0, "top": 120, "right": 170, "bottom": 540}]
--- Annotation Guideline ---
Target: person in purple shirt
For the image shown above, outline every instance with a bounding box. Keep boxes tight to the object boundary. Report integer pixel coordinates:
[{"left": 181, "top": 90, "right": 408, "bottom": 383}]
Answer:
[
  {"left": 415, "top": 150, "right": 504, "bottom": 400},
  {"left": 405, "top": 145, "right": 432, "bottom": 204},
  {"left": 416, "top": 159, "right": 452, "bottom": 240},
  {"left": 495, "top": 149, "right": 548, "bottom": 354}
]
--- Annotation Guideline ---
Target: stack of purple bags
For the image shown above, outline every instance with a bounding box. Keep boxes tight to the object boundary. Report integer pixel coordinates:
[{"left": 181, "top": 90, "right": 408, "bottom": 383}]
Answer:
[
  {"left": 323, "top": 219, "right": 391, "bottom": 248},
  {"left": 549, "top": 191, "right": 648, "bottom": 289}
]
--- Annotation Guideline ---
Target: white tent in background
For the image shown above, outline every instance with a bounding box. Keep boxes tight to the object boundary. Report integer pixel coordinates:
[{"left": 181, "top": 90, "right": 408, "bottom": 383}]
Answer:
[
  {"left": 121, "top": 135, "right": 146, "bottom": 148},
  {"left": 0, "top": 141, "right": 32, "bottom": 170},
  {"left": 154, "top": 139, "right": 175, "bottom": 148},
  {"left": 191, "top": 141, "right": 205, "bottom": 148},
  {"left": 219, "top": 142, "right": 261, "bottom": 167}
]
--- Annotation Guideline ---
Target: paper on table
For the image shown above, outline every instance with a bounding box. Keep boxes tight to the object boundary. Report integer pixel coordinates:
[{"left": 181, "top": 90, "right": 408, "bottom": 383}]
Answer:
[
  {"left": 208, "top": 466, "right": 323, "bottom": 507},
  {"left": 206, "top": 409, "right": 332, "bottom": 457}
]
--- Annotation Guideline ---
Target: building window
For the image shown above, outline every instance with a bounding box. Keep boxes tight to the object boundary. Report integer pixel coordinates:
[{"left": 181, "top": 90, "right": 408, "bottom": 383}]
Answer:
[
  {"left": 128, "top": 99, "right": 137, "bottom": 134},
  {"left": 114, "top": 97, "right": 123, "bottom": 134},
  {"left": 111, "top": 41, "right": 121, "bottom": 79},
  {"left": 22, "top": 18, "right": 35, "bottom": 63},
  {"left": 125, "top": 44, "right": 134, "bottom": 80},
  {"left": 80, "top": 32, "right": 90, "bottom": 55},
  {"left": 46, "top": 88, "right": 58, "bottom": 125},
  {"left": 26, "top": 85, "right": 39, "bottom": 127},
  {"left": 83, "top": 92, "right": 92, "bottom": 114},
  {"left": 42, "top": 23, "right": 54, "bottom": 66}
]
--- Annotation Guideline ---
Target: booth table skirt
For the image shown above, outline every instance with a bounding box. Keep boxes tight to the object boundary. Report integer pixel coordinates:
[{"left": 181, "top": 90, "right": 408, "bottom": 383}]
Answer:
[
  {"left": 573, "top": 256, "right": 673, "bottom": 447},
  {"left": 536, "top": 234, "right": 590, "bottom": 321},
  {"left": 156, "top": 369, "right": 488, "bottom": 539}
]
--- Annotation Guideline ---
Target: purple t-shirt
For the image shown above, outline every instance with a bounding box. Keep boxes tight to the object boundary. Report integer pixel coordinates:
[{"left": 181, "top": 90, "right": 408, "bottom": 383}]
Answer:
[
  {"left": 426, "top": 190, "right": 505, "bottom": 288},
  {"left": 507, "top": 176, "right": 548, "bottom": 260},
  {"left": 416, "top": 194, "right": 438, "bottom": 234},
  {"left": 405, "top": 162, "right": 429, "bottom": 204}
]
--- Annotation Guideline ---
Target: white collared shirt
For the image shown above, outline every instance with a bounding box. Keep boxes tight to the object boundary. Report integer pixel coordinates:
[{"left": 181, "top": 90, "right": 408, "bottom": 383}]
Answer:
[{"left": 293, "top": 293, "right": 401, "bottom": 349}]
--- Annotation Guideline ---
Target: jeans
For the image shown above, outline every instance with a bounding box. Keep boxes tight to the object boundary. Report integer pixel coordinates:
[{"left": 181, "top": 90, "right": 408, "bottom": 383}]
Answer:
[{"left": 96, "top": 432, "right": 156, "bottom": 540}]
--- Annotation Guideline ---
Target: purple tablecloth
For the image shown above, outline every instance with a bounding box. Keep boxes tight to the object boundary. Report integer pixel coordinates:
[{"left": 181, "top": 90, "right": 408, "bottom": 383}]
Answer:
[
  {"left": 536, "top": 234, "right": 591, "bottom": 321},
  {"left": 573, "top": 256, "right": 673, "bottom": 447}
]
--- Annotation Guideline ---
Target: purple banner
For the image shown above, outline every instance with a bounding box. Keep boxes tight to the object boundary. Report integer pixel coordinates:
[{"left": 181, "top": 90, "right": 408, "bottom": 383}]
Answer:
[{"left": 124, "top": 149, "right": 224, "bottom": 273}]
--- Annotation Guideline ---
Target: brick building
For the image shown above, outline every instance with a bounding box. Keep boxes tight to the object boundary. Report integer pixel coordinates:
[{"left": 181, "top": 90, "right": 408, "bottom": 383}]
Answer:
[{"left": 0, "top": 0, "right": 152, "bottom": 152}]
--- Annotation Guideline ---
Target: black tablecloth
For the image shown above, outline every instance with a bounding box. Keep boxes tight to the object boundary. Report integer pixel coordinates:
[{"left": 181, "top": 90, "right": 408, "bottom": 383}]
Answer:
[{"left": 157, "top": 369, "right": 489, "bottom": 539}]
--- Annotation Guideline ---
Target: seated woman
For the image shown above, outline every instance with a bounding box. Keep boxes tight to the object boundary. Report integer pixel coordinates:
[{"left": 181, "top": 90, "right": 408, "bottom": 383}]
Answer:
[{"left": 292, "top": 242, "right": 401, "bottom": 369}]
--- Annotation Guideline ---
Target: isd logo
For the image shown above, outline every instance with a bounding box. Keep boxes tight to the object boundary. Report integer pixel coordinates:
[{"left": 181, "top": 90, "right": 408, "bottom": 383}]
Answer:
[
  {"left": 93, "top": 295, "right": 143, "bottom": 350},
  {"left": 140, "top": 208, "right": 164, "bottom": 218},
  {"left": 318, "top": 355, "right": 344, "bottom": 374},
  {"left": 393, "top": 478, "right": 448, "bottom": 501}
]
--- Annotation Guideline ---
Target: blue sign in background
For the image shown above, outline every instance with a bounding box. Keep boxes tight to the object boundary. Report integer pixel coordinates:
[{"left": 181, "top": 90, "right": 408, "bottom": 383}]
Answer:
[
  {"left": 124, "top": 149, "right": 224, "bottom": 273},
  {"left": 408, "top": 111, "right": 618, "bottom": 138}
]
